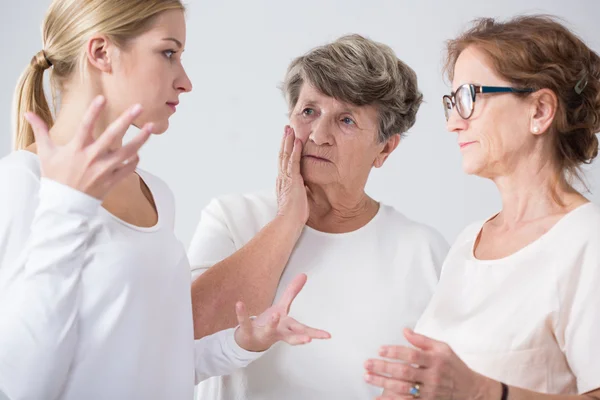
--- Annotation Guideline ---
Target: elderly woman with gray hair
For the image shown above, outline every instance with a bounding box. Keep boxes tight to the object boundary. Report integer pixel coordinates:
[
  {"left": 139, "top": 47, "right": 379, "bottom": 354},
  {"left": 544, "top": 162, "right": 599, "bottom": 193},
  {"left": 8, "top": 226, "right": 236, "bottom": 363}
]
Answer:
[{"left": 188, "top": 34, "right": 449, "bottom": 400}]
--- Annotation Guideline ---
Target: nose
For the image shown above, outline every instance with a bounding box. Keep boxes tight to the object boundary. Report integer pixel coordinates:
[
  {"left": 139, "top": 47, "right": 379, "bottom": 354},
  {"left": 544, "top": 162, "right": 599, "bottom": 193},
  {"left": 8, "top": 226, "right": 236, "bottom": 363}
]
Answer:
[
  {"left": 309, "top": 116, "right": 334, "bottom": 146},
  {"left": 175, "top": 64, "right": 192, "bottom": 93},
  {"left": 446, "top": 107, "right": 468, "bottom": 134}
]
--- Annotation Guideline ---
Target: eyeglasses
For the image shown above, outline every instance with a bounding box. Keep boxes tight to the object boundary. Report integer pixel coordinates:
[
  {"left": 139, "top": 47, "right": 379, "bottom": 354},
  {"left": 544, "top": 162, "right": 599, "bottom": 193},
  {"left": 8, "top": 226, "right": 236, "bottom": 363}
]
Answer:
[{"left": 442, "top": 84, "right": 536, "bottom": 121}]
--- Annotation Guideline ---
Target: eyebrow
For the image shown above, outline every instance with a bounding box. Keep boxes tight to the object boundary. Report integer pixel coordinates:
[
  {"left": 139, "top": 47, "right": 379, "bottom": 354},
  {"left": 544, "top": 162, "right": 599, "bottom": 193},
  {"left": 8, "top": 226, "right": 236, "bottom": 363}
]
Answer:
[{"left": 162, "top": 37, "right": 183, "bottom": 49}]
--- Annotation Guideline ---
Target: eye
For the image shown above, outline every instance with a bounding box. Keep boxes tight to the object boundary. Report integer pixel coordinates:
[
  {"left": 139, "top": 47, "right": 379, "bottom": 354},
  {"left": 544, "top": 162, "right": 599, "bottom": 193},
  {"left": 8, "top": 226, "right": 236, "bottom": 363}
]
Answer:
[
  {"left": 163, "top": 50, "right": 176, "bottom": 59},
  {"left": 302, "top": 108, "right": 315, "bottom": 116},
  {"left": 342, "top": 117, "right": 355, "bottom": 125}
]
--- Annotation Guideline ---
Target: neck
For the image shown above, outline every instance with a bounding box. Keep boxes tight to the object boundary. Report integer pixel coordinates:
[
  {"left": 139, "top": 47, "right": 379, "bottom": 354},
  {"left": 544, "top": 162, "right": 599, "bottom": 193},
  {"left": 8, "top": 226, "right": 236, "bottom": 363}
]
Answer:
[
  {"left": 491, "top": 159, "right": 586, "bottom": 228},
  {"left": 49, "top": 86, "right": 121, "bottom": 150},
  {"left": 305, "top": 182, "right": 379, "bottom": 234}
]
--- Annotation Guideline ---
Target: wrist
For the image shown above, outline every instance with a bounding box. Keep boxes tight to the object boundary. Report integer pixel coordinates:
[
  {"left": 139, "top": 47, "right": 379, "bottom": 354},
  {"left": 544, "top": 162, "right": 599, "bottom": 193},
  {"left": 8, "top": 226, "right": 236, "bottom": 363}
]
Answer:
[
  {"left": 273, "top": 214, "right": 305, "bottom": 237},
  {"left": 233, "top": 326, "right": 269, "bottom": 353},
  {"left": 473, "top": 374, "right": 501, "bottom": 400}
]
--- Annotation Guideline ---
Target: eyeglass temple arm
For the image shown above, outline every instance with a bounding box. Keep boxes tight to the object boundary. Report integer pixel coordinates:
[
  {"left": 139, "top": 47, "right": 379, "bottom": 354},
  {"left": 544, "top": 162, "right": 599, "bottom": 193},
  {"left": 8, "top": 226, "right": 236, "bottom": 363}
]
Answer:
[{"left": 478, "top": 86, "right": 535, "bottom": 94}]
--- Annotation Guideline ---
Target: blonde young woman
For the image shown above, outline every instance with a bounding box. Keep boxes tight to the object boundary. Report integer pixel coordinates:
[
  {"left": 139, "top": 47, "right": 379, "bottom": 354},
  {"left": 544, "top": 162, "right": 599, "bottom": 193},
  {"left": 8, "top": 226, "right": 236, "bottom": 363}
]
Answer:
[{"left": 0, "top": 1, "right": 329, "bottom": 399}]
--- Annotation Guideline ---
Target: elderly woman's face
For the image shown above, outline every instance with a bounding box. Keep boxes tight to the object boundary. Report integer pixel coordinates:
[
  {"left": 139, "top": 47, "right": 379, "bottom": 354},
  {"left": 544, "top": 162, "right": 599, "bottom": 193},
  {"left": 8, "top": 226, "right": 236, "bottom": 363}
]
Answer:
[
  {"left": 447, "top": 46, "right": 536, "bottom": 178},
  {"left": 289, "top": 83, "right": 392, "bottom": 189}
]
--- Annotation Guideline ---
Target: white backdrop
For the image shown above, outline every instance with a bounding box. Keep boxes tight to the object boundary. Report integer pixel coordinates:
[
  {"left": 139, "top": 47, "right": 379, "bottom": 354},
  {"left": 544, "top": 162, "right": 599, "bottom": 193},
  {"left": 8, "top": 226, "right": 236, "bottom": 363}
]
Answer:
[{"left": 1, "top": 0, "right": 599, "bottom": 246}]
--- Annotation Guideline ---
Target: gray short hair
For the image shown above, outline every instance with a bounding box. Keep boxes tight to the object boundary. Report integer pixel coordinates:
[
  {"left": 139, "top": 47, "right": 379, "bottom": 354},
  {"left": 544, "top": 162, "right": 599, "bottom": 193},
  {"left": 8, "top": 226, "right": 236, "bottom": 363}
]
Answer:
[{"left": 282, "top": 34, "right": 423, "bottom": 142}]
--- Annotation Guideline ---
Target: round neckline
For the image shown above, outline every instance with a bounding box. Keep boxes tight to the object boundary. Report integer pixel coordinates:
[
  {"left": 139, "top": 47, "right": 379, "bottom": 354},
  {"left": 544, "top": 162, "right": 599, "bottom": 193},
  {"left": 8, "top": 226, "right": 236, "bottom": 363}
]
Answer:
[
  {"left": 469, "top": 202, "right": 594, "bottom": 264},
  {"left": 17, "top": 150, "right": 162, "bottom": 232},
  {"left": 303, "top": 203, "right": 385, "bottom": 238}
]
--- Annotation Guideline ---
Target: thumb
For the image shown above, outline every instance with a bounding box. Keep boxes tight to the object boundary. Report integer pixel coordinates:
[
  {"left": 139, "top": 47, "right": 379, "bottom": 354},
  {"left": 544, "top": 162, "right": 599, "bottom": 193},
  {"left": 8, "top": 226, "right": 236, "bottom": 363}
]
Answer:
[{"left": 403, "top": 328, "right": 436, "bottom": 351}]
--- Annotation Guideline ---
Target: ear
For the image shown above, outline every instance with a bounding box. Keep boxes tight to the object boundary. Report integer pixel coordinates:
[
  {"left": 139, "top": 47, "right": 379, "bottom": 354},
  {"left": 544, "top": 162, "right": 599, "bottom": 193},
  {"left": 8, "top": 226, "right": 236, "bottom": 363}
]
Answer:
[
  {"left": 85, "top": 35, "right": 115, "bottom": 73},
  {"left": 529, "top": 88, "right": 557, "bottom": 136},
  {"left": 373, "top": 134, "right": 401, "bottom": 168}
]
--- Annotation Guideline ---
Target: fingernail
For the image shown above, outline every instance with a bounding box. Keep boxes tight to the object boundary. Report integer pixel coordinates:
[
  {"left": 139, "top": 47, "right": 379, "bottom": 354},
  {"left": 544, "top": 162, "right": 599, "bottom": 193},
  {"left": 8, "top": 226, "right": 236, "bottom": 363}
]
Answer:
[
  {"left": 364, "top": 373, "right": 373, "bottom": 382},
  {"left": 95, "top": 95, "right": 106, "bottom": 106},
  {"left": 365, "top": 360, "right": 373, "bottom": 369},
  {"left": 379, "top": 347, "right": 388, "bottom": 356},
  {"left": 23, "top": 113, "right": 31, "bottom": 122},
  {"left": 284, "top": 126, "right": 291, "bottom": 136},
  {"left": 130, "top": 104, "right": 142, "bottom": 116},
  {"left": 146, "top": 123, "right": 155, "bottom": 133}
]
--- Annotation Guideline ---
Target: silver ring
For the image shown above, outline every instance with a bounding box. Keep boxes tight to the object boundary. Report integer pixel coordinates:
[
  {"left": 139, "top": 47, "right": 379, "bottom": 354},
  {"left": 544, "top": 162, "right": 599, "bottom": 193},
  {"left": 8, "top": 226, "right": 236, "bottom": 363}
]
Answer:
[{"left": 409, "top": 383, "right": 421, "bottom": 398}]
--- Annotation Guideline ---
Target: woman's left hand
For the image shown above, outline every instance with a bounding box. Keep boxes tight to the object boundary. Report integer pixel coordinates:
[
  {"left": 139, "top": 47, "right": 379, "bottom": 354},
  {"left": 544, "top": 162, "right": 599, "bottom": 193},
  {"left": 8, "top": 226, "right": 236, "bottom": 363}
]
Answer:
[
  {"left": 234, "top": 273, "right": 331, "bottom": 352},
  {"left": 364, "top": 328, "right": 494, "bottom": 400}
]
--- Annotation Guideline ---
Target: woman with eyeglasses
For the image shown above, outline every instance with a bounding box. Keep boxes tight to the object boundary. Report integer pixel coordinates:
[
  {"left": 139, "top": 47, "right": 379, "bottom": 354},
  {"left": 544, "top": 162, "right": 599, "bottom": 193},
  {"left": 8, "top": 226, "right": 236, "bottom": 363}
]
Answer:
[{"left": 363, "top": 15, "right": 600, "bottom": 400}]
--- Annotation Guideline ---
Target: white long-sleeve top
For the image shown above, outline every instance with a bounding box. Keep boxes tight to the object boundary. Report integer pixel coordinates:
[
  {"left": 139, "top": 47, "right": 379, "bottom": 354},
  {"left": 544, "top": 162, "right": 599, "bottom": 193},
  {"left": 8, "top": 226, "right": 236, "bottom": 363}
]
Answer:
[
  {"left": 0, "top": 151, "right": 262, "bottom": 400},
  {"left": 189, "top": 192, "right": 449, "bottom": 400}
]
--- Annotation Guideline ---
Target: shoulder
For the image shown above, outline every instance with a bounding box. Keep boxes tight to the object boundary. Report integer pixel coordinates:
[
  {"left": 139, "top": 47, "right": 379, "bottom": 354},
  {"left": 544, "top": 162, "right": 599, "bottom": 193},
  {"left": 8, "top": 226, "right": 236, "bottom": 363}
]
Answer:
[
  {"left": 378, "top": 204, "right": 449, "bottom": 250},
  {"left": 204, "top": 190, "right": 277, "bottom": 226},
  {"left": 0, "top": 151, "right": 42, "bottom": 201},
  {"left": 0, "top": 150, "right": 41, "bottom": 183}
]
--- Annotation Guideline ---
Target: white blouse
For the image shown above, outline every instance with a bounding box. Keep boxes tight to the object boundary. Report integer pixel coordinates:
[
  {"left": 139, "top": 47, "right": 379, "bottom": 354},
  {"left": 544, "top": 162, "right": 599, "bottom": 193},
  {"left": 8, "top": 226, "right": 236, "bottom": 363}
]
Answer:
[{"left": 415, "top": 202, "right": 600, "bottom": 394}]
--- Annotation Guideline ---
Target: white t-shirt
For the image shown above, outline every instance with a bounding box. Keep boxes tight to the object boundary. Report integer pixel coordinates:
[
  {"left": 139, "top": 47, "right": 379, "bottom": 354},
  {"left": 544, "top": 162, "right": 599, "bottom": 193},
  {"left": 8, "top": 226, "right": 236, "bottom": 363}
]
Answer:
[
  {"left": 415, "top": 202, "right": 600, "bottom": 395},
  {"left": 0, "top": 151, "right": 262, "bottom": 400},
  {"left": 189, "top": 192, "right": 449, "bottom": 400}
]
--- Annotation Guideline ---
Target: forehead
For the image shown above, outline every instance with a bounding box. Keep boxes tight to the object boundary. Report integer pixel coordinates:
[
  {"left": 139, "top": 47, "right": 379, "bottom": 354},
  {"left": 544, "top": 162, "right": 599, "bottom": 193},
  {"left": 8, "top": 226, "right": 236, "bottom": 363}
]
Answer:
[
  {"left": 452, "top": 46, "right": 506, "bottom": 90},
  {"left": 136, "top": 9, "right": 186, "bottom": 46},
  {"left": 297, "top": 83, "right": 358, "bottom": 110}
]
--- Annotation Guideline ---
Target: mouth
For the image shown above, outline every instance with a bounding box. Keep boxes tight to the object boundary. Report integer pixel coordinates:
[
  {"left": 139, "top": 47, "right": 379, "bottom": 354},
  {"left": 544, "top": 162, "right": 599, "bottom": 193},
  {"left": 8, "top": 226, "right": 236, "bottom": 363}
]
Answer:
[
  {"left": 302, "top": 155, "right": 331, "bottom": 163},
  {"left": 459, "top": 141, "right": 476, "bottom": 149},
  {"left": 166, "top": 101, "right": 179, "bottom": 112}
]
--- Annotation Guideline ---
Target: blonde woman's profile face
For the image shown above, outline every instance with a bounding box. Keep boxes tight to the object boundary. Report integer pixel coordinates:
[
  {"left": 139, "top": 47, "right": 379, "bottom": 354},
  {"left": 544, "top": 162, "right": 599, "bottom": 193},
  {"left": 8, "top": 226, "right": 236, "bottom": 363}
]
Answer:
[{"left": 103, "top": 9, "right": 192, "bottom": 134}]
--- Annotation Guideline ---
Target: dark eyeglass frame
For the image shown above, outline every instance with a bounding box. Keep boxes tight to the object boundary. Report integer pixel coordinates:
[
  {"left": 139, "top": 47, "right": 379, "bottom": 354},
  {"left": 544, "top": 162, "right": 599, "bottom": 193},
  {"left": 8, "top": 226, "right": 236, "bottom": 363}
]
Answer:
[{"left": 442, "top": 84, "right": 536, "bottom": 121}]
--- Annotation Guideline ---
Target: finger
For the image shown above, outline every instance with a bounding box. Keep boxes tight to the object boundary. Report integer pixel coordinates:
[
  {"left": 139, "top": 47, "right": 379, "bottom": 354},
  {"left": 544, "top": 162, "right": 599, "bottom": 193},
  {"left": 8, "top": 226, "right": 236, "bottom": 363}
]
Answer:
[
  {"left": 277, "top": 273, "right": 307, "bottom": 312},
  {"left": 24, "top": 112, "right": 52, "bottom": 151},
  {"left": 278, "top": 126, "right": 291, "bottom": 172},
  {"left": 110, "top": 123, "right": 153, "bottom": 164},
  {"left": 403, "top": 328, "right": 436, "bottom": 351},
  {"left": 282, "top": 334, "right": 312, "bottom": 346},
  {"left": 380, "top": 388, "right": 404, "bottom": 400},
  {"left": 268, "top": 311, "right": 280, "bottom": 332},
  {"left": 74, "top": 95, "right": 106, "bottom": 148},
  {"left": 287, "top": 138, "right": 303, "bottom": 177},
  {"left": 365, "top": 372, "right": 420, "bottom": 395},
  {"left": 106, "top": 154, "right": 139, "bottom": 187},
  {"left": 364, "top": 359, "right": 423, "bottom": 382},
  {"left": 286, "top": 319, "right": 331, "bottom": 339},
  {"left": 91, "top": 103, "right": 143, "bottom": 155},
  {"left": 280, "top": 128, "right": 294, "bottom": 175},
  {"left": 378, "top": 345, "right": 430, "bottom": 367},
  {"left": 235, "top": 301, "right": 254, "bottom": 332}
]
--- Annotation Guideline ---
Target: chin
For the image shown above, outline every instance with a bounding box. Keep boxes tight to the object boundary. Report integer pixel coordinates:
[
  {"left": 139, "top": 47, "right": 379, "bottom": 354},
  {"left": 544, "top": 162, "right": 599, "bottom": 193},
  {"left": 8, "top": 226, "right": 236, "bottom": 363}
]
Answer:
[
  {"left": 461, "top": 157, "right": 486, "bottom": 176},
  {"left": 301, "top": 169, "right": 332, "bottom": 186},
  {"left": 152, "top": 120, "right": 169, "bottom": 135}
]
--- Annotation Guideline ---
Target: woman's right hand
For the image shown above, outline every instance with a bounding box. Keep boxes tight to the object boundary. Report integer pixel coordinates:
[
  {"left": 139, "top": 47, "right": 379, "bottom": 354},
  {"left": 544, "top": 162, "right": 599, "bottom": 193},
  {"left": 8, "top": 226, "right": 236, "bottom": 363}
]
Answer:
[
  {"left": 24, "top": 95, "right": 153, "bottom": 200},
  {"left": 276, "top": 126, "right": 309, "bottom": 226}
]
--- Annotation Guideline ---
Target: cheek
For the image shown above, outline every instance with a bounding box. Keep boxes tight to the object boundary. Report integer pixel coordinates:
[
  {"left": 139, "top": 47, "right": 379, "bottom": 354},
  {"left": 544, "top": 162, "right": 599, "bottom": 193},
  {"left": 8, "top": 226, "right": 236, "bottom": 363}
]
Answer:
[{"left": 289, "top": 118, "right": 311, "bottom": 142}]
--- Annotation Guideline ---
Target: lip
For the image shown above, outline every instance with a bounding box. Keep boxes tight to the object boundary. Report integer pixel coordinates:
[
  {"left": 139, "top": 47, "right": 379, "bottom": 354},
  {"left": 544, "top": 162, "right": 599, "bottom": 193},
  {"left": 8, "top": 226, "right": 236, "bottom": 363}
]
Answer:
[
  {"left": 459, "top": 141, "right": 476, "bottom": 149},
  {"left": 166, "top": 101, "right": 179, "bottom": 112},
  {"left": 302, "top": 155, "right": 331, "bottom": 162}
]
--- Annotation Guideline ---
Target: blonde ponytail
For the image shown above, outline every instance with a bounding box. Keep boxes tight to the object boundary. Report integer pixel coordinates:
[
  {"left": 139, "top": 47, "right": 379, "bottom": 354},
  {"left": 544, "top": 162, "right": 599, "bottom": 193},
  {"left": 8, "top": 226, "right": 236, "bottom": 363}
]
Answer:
[{"left": 12, "top": 51, "right": 53, "bottom": 150}]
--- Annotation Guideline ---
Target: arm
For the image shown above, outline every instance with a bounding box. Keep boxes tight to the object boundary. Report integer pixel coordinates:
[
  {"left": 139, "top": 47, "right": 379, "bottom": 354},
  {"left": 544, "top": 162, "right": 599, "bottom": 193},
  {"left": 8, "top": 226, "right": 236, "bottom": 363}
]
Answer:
[
  {"left": 193, "top": 273, "right": 330, "bottom": 383},
  {"left": 190, "top": 128, "right": 307, "bottom": 339},
  {"left": 190, "top": 213, "right": 303, "bottom": 339},
  {"left": 0, "top": 98, "right": 150, "bottom": 400},
  {"left": 0, "top": 175, "right": 101, "bottom": 400}
]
